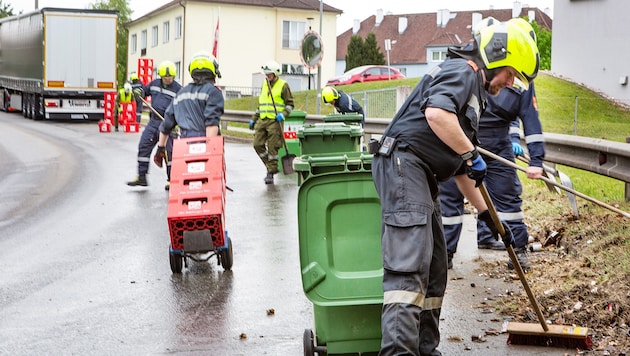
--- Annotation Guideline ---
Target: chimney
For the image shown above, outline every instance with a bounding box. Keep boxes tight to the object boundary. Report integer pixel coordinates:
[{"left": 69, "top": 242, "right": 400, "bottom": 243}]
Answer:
[
  {"left": 471, "top": 12, "right": 482, "bottom": 34},
  {"left": 376, "top": 9, "right": 384, "bottom": 26},
  {"left": 437, "top": 9, "right": 451, "bottom": 28},
  {"left": 528, "top": 9, "right": 536, "bottom": 22},
  {"left": 512, "top": 1, "right": 522, "bottom": 18},
  {"left": 353, "top": 19, "right": 360, "bottom": 34},
  {"left": 398, "top": 17, "right": 408, "bottom": 34}
]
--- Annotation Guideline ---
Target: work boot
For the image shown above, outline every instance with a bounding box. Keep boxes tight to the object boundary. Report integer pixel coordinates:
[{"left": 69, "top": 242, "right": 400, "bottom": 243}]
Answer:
[
  {"left": 478, "top": 239, "right": 507, "bottom": 250},
  {"left": 447, "top": 252, "right": 453, "bottom": 270},
  {"left": 164, "top": 181, "right": 170, "bottom": 191},
  {"left": 507, "top": 246, "right": 531, "bottom": 272},
  {"left": 127, "top": 175, "right": 148, "bottom": 187},
  {"left": 264, "top": 173, "right": 274, "bottom": 184}
]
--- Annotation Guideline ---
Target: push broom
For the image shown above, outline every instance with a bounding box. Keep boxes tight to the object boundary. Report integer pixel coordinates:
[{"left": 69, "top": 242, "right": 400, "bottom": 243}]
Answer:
[{"left": 478, "top": 182, "right": 592, "bottom": 349}]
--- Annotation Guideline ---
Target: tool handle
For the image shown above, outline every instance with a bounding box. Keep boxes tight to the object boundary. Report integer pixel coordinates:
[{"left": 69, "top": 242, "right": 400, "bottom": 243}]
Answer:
[
  {"left": 135, "top": 93, "right": 165, "bottom": 121},
  {"left": 477, "top": 146, "right": 630, "bottom": 219},
  {"left": 479, "top": 184, "right": 549, "bottom": 332}
]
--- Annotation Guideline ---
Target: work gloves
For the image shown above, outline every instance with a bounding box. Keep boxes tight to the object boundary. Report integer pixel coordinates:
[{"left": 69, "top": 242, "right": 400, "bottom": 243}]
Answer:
[
  {"left": 154, "top": 146, "right": 168, "bottom": 168},
  {"left": 275, "top": 113, "right": 284, "bottom": 122},
  {"left": 249, "top": 120, "right": 256, "bottom": 130},
  {"left": 133, "top": 88, "right": 143, "bottom": 97},
  {"left": 464, "top": 150, "right": 487, "bottom": 187},
  {"left": 512, "top": 141, "right": 524, "bottom": 156},
  {"left": 478, "top": 210, "right": 515, "bottom": 248}
]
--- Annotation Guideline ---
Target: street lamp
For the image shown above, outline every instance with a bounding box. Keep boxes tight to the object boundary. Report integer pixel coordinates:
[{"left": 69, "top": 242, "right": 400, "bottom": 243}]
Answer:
[{"left": 384, "top": 39, "right": 392, "bottom": 80}]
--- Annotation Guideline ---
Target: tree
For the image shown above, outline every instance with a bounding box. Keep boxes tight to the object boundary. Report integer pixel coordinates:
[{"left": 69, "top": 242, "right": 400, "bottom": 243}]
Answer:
[
  {"left": 530, "top": 20, "right": 551, "bottom": 71},
  {"left": 90, "top": 0, "right": 133, "bottom": 87},
  {"left": 0, "top": 0, "right": 14, "bottom": 18},
  {"left": 345, "top": 32, "right": 386, "bottom": 72}
]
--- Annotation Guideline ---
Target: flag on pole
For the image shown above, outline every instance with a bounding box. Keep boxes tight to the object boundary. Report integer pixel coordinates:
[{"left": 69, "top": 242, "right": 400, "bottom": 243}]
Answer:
[{"left": 212, "top": 18, "right": 219, "bottom": 58}]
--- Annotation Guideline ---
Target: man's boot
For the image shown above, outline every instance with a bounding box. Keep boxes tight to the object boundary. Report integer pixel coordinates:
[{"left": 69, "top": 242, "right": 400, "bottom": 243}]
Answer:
[
  {"left": 507, "top": 246, "right": 531, "bottom": 272},
  {"left": 127, "top": 175, "right": 148, "bottom": 187},
  {"left": 264, "top": 172, "right": 274, "bottom": 184}
]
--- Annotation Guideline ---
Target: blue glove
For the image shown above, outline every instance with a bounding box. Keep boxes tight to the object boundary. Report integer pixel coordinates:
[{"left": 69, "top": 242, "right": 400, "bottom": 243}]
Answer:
[
  {"left": 275, "top": 113, "right": 284, "bottom": 122},
  {"left": 249, "top": 120, "right": 255, "bottom": 130},
  {"left": 465, "top": 152, "right": 487, "bottom": 187},
  {"left": 512, "top": 141, "right": 524, "bottom": 156}
]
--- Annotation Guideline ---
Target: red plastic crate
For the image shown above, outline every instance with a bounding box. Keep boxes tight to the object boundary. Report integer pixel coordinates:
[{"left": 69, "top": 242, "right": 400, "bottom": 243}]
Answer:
[
  {"left": 167, "top": 195, "right": 225, "bottom": 249},
  {"left": 172, "top": 136, "right": 225, "bottom": 157},
  {"left": 104, "top": 91, "right": 116, "bottom": 102},
  {"left": 123, "top": 122, "right": 140, "bottom": 133},
  {"left": 98, "top": 121, "right": 111, "bottom": 133},
  {"left": 170, "top": 155, "right": 225, "bottom": 180}
]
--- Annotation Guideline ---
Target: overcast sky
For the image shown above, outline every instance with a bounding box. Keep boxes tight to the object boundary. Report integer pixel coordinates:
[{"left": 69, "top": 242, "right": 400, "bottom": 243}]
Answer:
[{"left": 11, "top": 0, "right": 553, "bottom": 35}]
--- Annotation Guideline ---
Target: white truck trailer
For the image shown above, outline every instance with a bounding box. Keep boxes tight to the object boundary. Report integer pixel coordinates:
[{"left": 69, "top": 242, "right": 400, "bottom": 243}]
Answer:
[{"left": 0, "top": 8, "right": 118, "bottom": 120}]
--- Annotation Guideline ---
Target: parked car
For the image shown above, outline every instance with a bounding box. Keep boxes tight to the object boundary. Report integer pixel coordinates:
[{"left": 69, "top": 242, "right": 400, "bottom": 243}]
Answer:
[{"left": 326, "top": 65, "right": 406, "bottom": 86}]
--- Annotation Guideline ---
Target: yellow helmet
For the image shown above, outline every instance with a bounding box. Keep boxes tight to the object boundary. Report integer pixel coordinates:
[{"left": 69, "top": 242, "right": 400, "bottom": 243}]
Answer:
[
  {"left": 157, "top": 61, "right": 177, "bottom": 77},
  {"left": 321, "top": 86, "right": 339, "bottom": 104},
  {"left": 475, "top": 18, "right": 539, "bottom": 87},
  {"left": 188, "top": 51, "right": 218, "bottom": 77},
  {"left": 129, "top": 72, "right": 139, "bottom": 81},
  {"left": 261, "top": 60, "right": 281, "bottom": 76}
]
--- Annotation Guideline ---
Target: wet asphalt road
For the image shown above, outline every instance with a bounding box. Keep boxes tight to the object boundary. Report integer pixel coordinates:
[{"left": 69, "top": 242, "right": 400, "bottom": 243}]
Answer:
[{"left": 0, "top": 113, "right": 570, "bottom": 355}]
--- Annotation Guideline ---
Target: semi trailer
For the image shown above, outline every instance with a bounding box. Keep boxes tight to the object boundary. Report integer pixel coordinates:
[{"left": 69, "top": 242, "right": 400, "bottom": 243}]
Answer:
[{"left": 0, "top": 8, "right": 118, "bottom": 120}]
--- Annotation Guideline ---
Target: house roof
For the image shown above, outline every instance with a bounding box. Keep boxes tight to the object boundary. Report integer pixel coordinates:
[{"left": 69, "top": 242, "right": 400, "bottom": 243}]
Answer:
[
  {"left": 127, "top": 0, "right": 342, "bottom": 26},
  {"left": 335, "top": 7, "right": 552, "bottom": 64}
]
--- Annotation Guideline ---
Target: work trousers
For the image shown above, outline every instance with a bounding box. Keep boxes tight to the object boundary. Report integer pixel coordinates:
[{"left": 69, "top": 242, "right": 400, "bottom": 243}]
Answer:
[
  {"left": 136, "top": 118, "right": 173, "bottom": 180},
  {"left": 477, "top": 127, "right": 529, "bottom": 248},
  {"left": 437, "top": 178, "right": 465, "bottom": 255},
  {"left": 372, "top": 148, "right": 446, "bottom": 356},
  {"left": 253, "top": 119, "right": 283, "bottom": 174}
]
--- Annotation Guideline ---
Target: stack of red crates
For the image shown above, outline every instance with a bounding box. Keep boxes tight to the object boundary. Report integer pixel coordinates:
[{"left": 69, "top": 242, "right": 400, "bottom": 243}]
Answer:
[
  {"left": 167, "top": 136, "right": 226, "bottom": 252},
  {"left": 119, "top": 102, "right": 139, "bottom": 132},
  {"left": 99, "top": 91, "right": 116, "bottom": 132},
  {"left": 137, "top": 58, "right": 154, "bottom": 86}
]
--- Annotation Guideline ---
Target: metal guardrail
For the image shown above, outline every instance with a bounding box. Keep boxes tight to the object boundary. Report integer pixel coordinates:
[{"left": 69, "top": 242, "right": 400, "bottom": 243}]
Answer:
[{"left": 223, "top": 110, "right": 630, "bottom": 199}]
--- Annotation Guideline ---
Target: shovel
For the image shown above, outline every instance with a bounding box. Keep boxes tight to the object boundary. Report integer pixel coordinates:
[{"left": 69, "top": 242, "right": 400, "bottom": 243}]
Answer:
[{"left": 264, "top": 76, "right": 295, "bottom": 175}]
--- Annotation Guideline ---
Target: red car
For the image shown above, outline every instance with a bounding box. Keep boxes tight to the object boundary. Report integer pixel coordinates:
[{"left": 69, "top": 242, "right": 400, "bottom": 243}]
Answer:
[{"left": 326, "top": 65, "right": 406, "bottom": 86}]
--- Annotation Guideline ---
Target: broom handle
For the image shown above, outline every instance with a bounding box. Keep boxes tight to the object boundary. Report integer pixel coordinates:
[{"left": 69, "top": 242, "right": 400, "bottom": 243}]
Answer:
[
  {"left": 477, "top": 146, "right": 630, "bottom": 219},
  {"left": 134, "top": 93, "right": 164, "bottom": 121},
  {"left": 264, "top": 76, "right": 290, "bottom": 154},
  {"left": 479, "top": 184, "right": 549, "bottom": 332}
]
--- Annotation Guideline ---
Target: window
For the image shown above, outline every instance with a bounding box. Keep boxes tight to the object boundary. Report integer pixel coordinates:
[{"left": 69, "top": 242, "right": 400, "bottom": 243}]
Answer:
[
  {"left": 174, "top": 61, "right": 182, "bottom": 82},
  {"left": 130, "top": 33, "right": 137, "bottom": 53},
  {"left": 163, "top": 21, "right": 170, "bottom": 43},
  {"left": 282, "top": 63, "right": 304, "bottom": 74},
  {"left": 431, "top": 50, "right": 448, "bottom": 62},
  {"left": 174, "top": 16, "right": 182, "bottom": 39},
  {"left": 152, "top": 26, "right": 158, "bottom": 47},
  {"left": 140, "top": 29, "right": 147, "bottom": 50},
  {"left": 282, "top": 20, "right": 306, "bottom": 49}
]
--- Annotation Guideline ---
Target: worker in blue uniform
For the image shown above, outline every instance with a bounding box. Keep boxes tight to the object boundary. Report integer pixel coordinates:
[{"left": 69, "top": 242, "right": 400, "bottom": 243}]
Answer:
[
  {"left": 440, "top": 18, "right": 545, "bottom": 273},
  {"left": 371, "top": 19, "right": 538, "bottom": 355},
  {"left": 321, "top": 86, "right": 364, "bottom": 126},
  {"left": 127, "top": 61, "right": 182, "bottom": 190},
  {"left": 155, "top": 52, "right": 223, "bottom": 157}
]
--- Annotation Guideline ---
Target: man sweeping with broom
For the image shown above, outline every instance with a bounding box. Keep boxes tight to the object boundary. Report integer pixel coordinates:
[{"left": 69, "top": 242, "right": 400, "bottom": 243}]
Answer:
[{"left": 250, "top": 60, "right": 294, "bottom": 184}]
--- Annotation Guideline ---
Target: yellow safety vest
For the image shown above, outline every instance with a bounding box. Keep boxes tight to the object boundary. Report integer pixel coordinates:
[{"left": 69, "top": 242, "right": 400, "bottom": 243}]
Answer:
[
  {"left": 118, "top": 89, "right": 134, "bottom": 112},
  {"left": 258, "top": 78, "right": 286, "bottom": 119}
]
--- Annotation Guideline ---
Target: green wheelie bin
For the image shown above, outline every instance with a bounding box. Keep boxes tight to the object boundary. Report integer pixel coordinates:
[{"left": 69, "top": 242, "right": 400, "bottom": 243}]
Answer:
[
  {"left": 295, "top": 151, "right": 383, "bottom": 355},
  {"left": 278, "top": 109, "right": 306, "bottom": 173}
]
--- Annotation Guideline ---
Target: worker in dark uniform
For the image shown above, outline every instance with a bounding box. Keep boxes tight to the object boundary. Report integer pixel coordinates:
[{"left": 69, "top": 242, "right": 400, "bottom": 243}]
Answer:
[
  {"left": 127, "top": 61, "right": 182, "bottom": 190},
  {"left": 440, "top": 83, "right": 545, "bottom": 271},
  {"left": 321, "top": 86, "right": 364, "bottom": 126},
  {"left": 440, "top": 18, "right": 545, "bottom": 272},
  {"left": 249, "top": 60, "right": 294, "bottom": 184},
  {"left": 155, "top": 52, "right": 223, "bottom": 160},
  {"left": 129, "top": 72, "right": 144, "bottom": 123},
  {"left": 371, "top": 19, "right": 539, "bottom": 355}
]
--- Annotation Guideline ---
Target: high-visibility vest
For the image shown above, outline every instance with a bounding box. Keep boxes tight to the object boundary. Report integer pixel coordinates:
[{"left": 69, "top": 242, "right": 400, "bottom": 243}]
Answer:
[
  {"left": 258, "top": 78, "right": 286, "bottom": 119},
  {"left": 118, "top": 89, "right": 134, "bottom": 112}
]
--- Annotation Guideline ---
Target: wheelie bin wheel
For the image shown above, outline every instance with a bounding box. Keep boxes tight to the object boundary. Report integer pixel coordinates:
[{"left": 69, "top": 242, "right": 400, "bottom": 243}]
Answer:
[
  {"left": 219, "top": 236, "right": 233, "bottom": 271},
  {"left": 303, "top": 328, "right": 315, "bottom": 356},
  {"left": 169, "top": 250, "right": 183, "bottom": 273}
]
